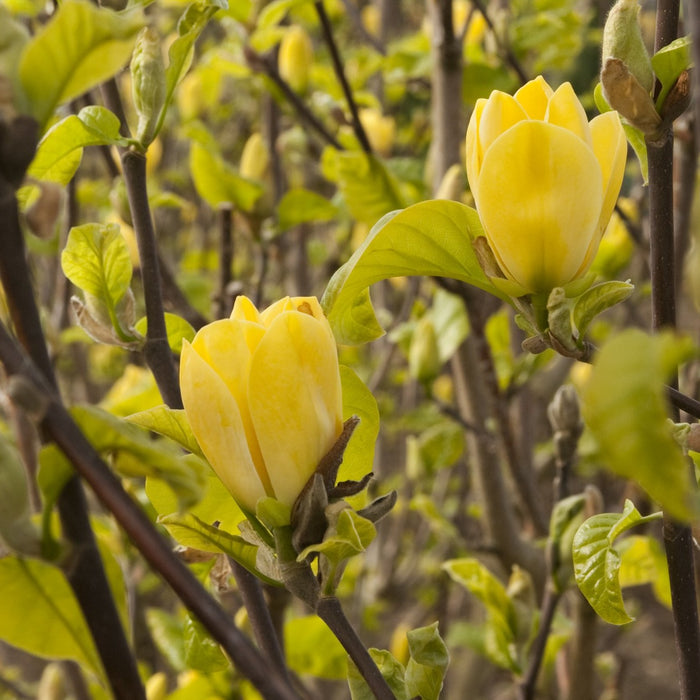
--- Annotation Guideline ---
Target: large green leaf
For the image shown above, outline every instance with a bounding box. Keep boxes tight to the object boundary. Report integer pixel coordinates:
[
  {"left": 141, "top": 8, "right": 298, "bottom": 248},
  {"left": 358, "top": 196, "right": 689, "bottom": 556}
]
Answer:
[
  {"left": 28, "top": 106, "right": 129, "bottom": 184},
  {"left": 582, "top": 329, "right": 697, "bottom": 521},
  {"left": 572, "top": 500, "right": 661, "bottom": 625},
  {"left": 0, "top": 556, "right": 103, "bottom": 677},
  {"left": 339, "top": 365, "right": 379, "bottom": 483},
  {"left": 321, "top": 199, "right": 503, "bottom": 345},
  {"left": 277, "top": 188, "right": 338, "bottom": 231},
  {"left": 443, "top": 558, "right": 519, "bottom": 672},
  {"left": 19, "top": 0, "right": 142, "bottom": 129}
]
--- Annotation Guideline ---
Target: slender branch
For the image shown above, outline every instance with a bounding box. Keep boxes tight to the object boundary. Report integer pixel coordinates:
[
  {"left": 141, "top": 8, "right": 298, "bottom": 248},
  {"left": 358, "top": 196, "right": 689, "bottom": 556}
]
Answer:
[
  {"left": 230, "top": 560, "right": 291, "bottom": 682},
  {"left": 647, "top": 3, "right": 700, "bottom": 696},
  {"left": 314, "top": 0, "right": 373, "bottom": 154},
  {"left": 215, "top": 204, "right": 234, "bottom": 320},
  {"left": 0, "top": 323, "right": 300, "bottom": 700},
  {"left": 565, "top": 593, "right": 598, "bottom": 700},
  {"left": 0, "top": 161, "right": 146, "bottom": 699},
  {"left": 244, "top": 46, "right": 343, "bottom": 150},
  {"left": 338, "top": 0, "right": 386, "bottom": 55},
  {"left": 316, "top": 596, "right": 396, "bottom": 700}
]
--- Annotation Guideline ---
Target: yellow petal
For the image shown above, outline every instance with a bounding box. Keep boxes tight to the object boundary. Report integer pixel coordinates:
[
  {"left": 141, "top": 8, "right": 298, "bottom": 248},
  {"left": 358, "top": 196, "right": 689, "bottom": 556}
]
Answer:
[
  {"left": 466, "top": 98, "right": 486, "bottom": 194},
  {"left": 289, "top": 296, "right": 336, "bottom": 343},
  {"left": 477, "top": 121, "right": 603, "bottom": 292},
  {"left": 248, "top": 311, "right": 343, "bottom": 508},
  {"left": 575, "top": 110, "right": 628, "bottom": 276},
  {"left": 230, "top": 295, "right": 262, "bottom": 323},
  {"left": 545, "top": 82, "right": 592, "bottom": 145},
  {"left": 514, "top": 76, "right": 554, "bottom": 119},
  {"left": 478, "top": 92, "right": 528, "bottom": 159},
  {"left": 180, "top": 341, "right": 270, "bottom": 513},
  {"left": 259, "top": 296, "right": 294, "bottom": 326}
]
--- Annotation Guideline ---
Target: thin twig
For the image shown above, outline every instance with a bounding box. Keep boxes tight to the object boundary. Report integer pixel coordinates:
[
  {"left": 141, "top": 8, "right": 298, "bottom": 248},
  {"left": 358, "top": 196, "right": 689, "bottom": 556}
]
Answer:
[
  {"left": 314, "top": 0, "right": 373, "bottom": 154},
  {"left": 216, "top": 204, "right": 234, "bottom": 320},
  {"left": 0, "top": 323, "right": 300, "bottom": 700}
]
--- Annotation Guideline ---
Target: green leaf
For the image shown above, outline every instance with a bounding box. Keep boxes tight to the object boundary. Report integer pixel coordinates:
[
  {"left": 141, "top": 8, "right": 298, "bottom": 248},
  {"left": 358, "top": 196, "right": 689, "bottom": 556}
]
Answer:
[
  {"left": 339, "top": 365, "right": 379, "bottom": 483},
  {"left": 154, "top": 0, "right": 226, "bottom": 139},
  {"left": 0, "top": 556, "right": 103, "bottom": 677},
  {"left": 617, "top": 534, "right": 671, "bottom": 609},
  {"left": 297, "top": 508, "right": 376, "bottom": 567},
  {"left": 183, "top": 616, "right": 229, "bottom": 672},
  {"left": 324, "top": 149, "right": 405, "bottom": 227},
  {"left": 284, "top": 615, "right": 347, "bottom": 680},
  {"left": 189, "top": 140, "right": 263, "bottom": 210},
  {"left": 572, "top": 280, "right": 634, "bottom": 339},
  {"left": 145, "top": 608, "right": 187, "bottom": 672},
  {"left": 61, "top": 222, "right": 133, "bottom": 336},
  {"left": 548, "top": 493, "right": 587, "bottom": 592},
  {"left": 405, "top": 622, "right": 449, "bottom": 700},
  {"left": 19, "top": 0, "right": 142, "bottom": 129},
  {"left": 651, "top": 36, "right": 692, "bottom": 109},
  {"left": 348, "top": 648, "right": 410, "bottom": 700},
  {"left": 443, "top": 558, "right": 519, "bottom": 672},
  {"left": 594, "top": 82, "right": 648, "bottom": 182},
  {"left": 582, "top": 329, "right": 697, "bottom": 521},
  {"left": 572, "top": 500, "right": 661, "bottom": 625},
  {"left": 321, "top": 200, "right": 504, "bottom": 345},
  {"left": 257, "top": 0, "right": 313, "bottom": 29},
  {"left": 158, "top": 512, "right": 280, "bottom": 585},
  {"left": 128, "top": 405, "right": 203, "bottom": 458},
  {"left": 429, "top": 288, "right": 470, "bottom": 363},
  {"left": 28, "top": 106, "right": 128, "bottom": 184},
  {"left": 133, "top": 313, "right": 195, "bottom": 354},
  {"left": 277, "top": 188, "right": 338, "bottom": 231}
]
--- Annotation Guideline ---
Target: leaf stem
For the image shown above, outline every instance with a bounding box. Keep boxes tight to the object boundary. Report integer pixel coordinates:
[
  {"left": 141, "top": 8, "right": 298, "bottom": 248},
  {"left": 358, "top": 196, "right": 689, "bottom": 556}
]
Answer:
[{"left": 316, "top": 596, "right": 396, "bottom": 700}]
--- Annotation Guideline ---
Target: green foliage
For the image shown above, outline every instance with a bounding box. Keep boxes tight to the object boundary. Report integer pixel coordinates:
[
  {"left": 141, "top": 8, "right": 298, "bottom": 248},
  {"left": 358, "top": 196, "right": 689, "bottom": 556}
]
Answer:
[
  {"left": 183, "top": 615, "right": 229, "bottom": 672},
  {"left": 133, "top": 312, "right": 195, "bottom": 354},
  {"left": 19, "top": 0, "right": 143, "bottom": 128},
  {"left": 277, "top": 188, "right": 339, "bottom": 231},
  {"left": 0, "top": 556, "right": 104, "bottom": 678},
  {"left": 443, "top": 558, "right": 521, "bottom": 672},
  {"left": 285, "top": 615, "right": 348, "bottom": 680},
  {"left": 322, "top": 200, "right": 503, "bottom": 345},
  {"left": 617, "top": 535, "right": 671, "bottom": 609},
  {"left": 582, "top": 329, "right": 697, "bottom": 521},
  {"left": 651, "top": 35, "right": 692, "bottom": 109},
  {"left": 573, "top": 500, "right": 662, "bottom": 625},
  {"left": 28, "top": 106, "right": 129, "bottom": 185}
]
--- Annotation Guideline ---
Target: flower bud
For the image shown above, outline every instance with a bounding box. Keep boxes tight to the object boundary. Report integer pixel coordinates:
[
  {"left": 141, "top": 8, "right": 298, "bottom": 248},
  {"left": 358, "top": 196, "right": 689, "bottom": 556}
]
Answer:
[
  {"left": 180, "top": 296, "right": 343, "bottom": 518},
  {"left": 239, "top": 132, "right": 269, "bottom": 181},
  {"left": 131, "top": 27, "right": 166, "bottom": 147},
  {"left": 602, "top": 0, "right": 654, "bottom": 94},
  {"left": 466, "top": 76, "right": 627, "bottom": 294},
  {"left": 358, "top": 108, "right": 396, "bottom": 156},
  {"left": 409, "top": 316, "right": 441, "bottom": 383},
  {"left": 278, "top": 26, "right": 313, "bottom": 94}
]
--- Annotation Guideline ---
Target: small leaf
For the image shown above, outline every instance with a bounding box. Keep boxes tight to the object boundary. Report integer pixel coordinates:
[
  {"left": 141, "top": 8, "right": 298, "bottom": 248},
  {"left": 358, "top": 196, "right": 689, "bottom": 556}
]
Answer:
[
  {"left": 651, "top": 36, "right": 692, "bottom": 109},
  {"left": 297, "top": 508, "right": 376, "bottom": 567},
  {"left": 158, "top": 512, "right": 280, "bottom": 585},
  {"left": 145, "top": 608, "right": 187, "bottom": 672},
  {"left": 572, "top": 280, "right": 634, "bottom": 339},
  {"left": 0, "top": 556, "right": 104, "bottom": 677},
  {"left": 430, "top": 288, "right": 470, "bottom": 363},
  {"left": 572, "top": 500, "right": 660, "bottom": 625},
  {"left": 405, "top": 622, "right": 449, "bottom": 700},
  {"left": 284, "top": 615, "right": 348, "bottom": 680},
  {"left": 133, "top": 313, "right": 195, "bottom": 354},
  {"left": 189, "top": 141, "right": 263, "bottom": 210},
  {"left": 321, "top": 200, "right": 504, "bottom": 345},
  {"left": 348, "top": 648, "right": 410, "bottom": 700},
  {"left": 582, "top": 329, "right": 697, "bottom": 521},
  {"left": 617, "top": 535, "right": 671, "bottom": 609},
  {"left": 339, "top": 366, "right": 379, "bottom": 484},
  {"left": 128, "top": 405, "right": 203, "bottom": 458},
  {"left": 183, "top": 616, "right": 229, "bottom": 673},
  {"left": 277, "top": 188, "right": 338, "bottom": 231},
  {"left": 19, "top": 0, "right": 142, "bottom": 129},
  {"left": 443, "top": 558, "right": 519, "bottom": 672},
  {"left": 28, "top": 106, "right": 128, "bottom": 184}
]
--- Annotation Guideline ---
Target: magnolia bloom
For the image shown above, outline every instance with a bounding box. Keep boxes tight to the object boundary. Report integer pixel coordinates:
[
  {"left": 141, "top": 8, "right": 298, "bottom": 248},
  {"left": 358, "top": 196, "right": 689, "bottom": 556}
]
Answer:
[
  {"left": 466, "top": 76, "right": 627, "bottom": 294},
  {"left": 180, "top": 296, "right": 343, "bottom": 515}
]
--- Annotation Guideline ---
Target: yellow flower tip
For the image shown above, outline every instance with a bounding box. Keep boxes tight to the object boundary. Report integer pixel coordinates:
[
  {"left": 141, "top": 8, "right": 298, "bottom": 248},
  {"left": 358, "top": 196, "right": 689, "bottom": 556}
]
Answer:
[{"left": 465, "top": 78, "right": 627, "bottom": 294}]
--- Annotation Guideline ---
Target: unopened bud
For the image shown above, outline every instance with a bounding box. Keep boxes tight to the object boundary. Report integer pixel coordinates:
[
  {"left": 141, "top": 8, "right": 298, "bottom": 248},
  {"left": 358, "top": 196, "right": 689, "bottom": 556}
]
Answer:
[
  {"left": 358, "top": 108, "right": 396, "bottom": 156},
  {"left": 239, "top": 132, "right": 269, "bottom": 181},
  {"left": 602, "top": 0, "right": 654, "bottom": 94},
  {"left": 278, "top": 26, "right": 313, "bottom": 94},
  {"left": 145, "top": 673, "right": 167, "bottom": 700},
  {"left": 547, "top": 384, "right": 581, "bottom": 435},
  {"left": 409, "top": 316, "right": 442, "bottom": 383},
  {"left": 131, "top": 27, "right": 166, "bottom": 147}
]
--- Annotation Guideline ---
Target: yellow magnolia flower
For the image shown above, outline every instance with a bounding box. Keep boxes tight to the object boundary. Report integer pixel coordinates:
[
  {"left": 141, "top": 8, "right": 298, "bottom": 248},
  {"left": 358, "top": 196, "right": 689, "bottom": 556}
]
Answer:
[
  {"left": 180, "top": 296, "right": 343, "bottom": 515},
  {"left": 466, "top": 76, "right": 627, "bottom": 294}
]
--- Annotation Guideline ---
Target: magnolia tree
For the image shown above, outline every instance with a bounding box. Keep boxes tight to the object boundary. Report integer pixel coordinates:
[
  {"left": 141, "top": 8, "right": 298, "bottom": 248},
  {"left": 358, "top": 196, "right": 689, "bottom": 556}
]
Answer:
[{"left": 0, "top": 0, "right": 698, "bottom": 698}]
